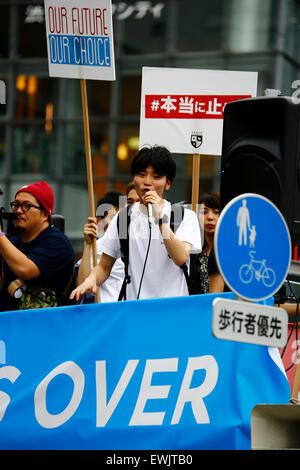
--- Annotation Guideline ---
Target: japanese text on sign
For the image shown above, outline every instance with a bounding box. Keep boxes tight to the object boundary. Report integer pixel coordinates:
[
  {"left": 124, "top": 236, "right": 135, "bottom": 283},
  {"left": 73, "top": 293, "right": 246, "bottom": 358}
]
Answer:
[
  {"left": 27, "top": 2, "right": 165, "bottom": 24},
  {"left": 212, "top": 298, "right": 288, "bottom": 348},
  {"left": 112, "top": 1, "right": 164, "bottom": 20},
  {"left": 218, "top": 308, "right": 282, "bottom": 339},
  {"left": 145, "top": 94, "right": 251, "bottom": 119}
]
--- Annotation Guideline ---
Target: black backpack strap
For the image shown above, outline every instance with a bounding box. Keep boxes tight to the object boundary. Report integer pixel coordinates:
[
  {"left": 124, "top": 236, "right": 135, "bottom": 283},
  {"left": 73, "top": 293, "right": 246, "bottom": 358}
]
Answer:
[
  {"left": 170, "top": 204, "right": 192, "bottom": 294},
  {"left": 188, "top": 253, "right": 201, "bottom": 295},
  {"left": 117, "top": 205, "right": 132, "bottom": 301},
  {"left": 170, "top": 203, "right": 184, "bottom": 233},
  {"left": 180, "top": 262, "right": 191, "bottom": 293}
]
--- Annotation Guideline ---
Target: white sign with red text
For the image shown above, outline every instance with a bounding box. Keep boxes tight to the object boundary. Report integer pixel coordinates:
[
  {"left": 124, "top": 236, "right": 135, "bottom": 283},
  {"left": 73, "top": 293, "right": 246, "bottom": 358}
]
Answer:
[
  {"left": 44, "top": 0, "right": 115, "bottom": 80},
  {"left": 139, "top": 67, "right": 257, "bottom": 155}
]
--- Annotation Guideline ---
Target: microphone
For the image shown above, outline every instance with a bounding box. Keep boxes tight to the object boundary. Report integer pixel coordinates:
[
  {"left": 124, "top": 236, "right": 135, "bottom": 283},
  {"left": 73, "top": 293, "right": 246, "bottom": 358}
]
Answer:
[{"left": 147, "top": 203, "right": 153, "bottom": 228}]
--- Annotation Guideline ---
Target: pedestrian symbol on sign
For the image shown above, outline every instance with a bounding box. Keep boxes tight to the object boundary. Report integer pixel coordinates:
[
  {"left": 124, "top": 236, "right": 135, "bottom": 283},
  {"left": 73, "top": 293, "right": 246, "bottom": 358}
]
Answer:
[
  {"left": 237, "top": 199, "right": 251, "bottom": 246},
  {"left": 215, "top": 193, "right": 291, "bottom": 301},
  {"left": 235, "top": 199, "right": 276, "bottom": 288}
]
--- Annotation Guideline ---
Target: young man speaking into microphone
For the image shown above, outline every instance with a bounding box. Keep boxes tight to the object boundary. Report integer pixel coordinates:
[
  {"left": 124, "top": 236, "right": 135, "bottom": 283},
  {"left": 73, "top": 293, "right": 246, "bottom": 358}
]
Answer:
[{"left": 70, "top": 145, "right": 201, "bottom": 302}]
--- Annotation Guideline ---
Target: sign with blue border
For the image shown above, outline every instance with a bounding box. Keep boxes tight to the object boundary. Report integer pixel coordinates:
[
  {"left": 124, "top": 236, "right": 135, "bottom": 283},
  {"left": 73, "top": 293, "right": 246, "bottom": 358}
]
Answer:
[{"left": 215, "top": 193, "right": 291, "bottom": 301}]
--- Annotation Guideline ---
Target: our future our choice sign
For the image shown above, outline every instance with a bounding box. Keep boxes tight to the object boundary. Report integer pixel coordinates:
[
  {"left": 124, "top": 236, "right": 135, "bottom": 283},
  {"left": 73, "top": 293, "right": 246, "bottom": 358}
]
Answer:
[{"left": 44, "top": 0, "right": 115, "bottom": 80}]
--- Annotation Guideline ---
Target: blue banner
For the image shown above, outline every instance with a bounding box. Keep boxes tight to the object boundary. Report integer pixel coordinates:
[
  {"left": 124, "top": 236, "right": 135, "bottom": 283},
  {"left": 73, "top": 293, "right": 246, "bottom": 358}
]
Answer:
[
  {"left": 48, "top": 34, "right": 111, "bottom": 67},
  {"left": 0, "top": 293, "right": 290, "bottom": 450}
]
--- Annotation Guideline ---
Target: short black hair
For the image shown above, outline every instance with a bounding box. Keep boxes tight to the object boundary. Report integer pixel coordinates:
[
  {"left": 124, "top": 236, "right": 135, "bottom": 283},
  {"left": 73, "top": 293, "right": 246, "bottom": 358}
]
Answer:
[
  {"left": 126, "top": 181, "right": 135, "bottom": 196},
  {"left": 131, "top": 146, "right": 176, "bottom": 183},
  {"left": 95, "top": 191, "right": 125, "bottom": 218},
  {"left": 199, "top": 191, "right": 220, "bottom": 210}
]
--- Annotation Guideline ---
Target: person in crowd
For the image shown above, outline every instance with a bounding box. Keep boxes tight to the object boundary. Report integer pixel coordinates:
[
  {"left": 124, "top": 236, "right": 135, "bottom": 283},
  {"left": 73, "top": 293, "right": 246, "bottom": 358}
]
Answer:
[
  {"left": 76, "top": 191, "right": 126, "bottom": 303},
  {"left": 208, "top": 245, "right": 229, "bottom": 293},
  {"left": 70, "top": 145, "right": 201, "bottom": 302},
  {"left": 0, "top": 181, "right": 75, "bottom": 311},
  {"left": 189, "top": 192, "right": 220, "bottom": 294},
  {"left": 126, "top": 181, "right": 139, "bottom": 206}
]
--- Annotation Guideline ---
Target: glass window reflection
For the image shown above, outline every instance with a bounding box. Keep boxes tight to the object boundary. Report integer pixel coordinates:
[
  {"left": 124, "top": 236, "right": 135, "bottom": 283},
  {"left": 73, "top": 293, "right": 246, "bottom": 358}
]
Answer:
[
  {"left": 88, "top": 81, "right": 111, "bottom": 117},
  {"left": 226, "top": 0, "right": 279, "bottom": 53},
  {"left": 0, "top": 77, "right": 8, "bottom": 119},
  {"left": 286, "top": 0, "right": 300, "bottom": 61},
  {"left": 0, "top": 6, "right": 9, "bottom": 59},
  {"left": 12, "top": 124, "right": 57, "bottom": 175},
  {"left": 177, "top": 0, "right": 223, "bottom": 52},
  {"left": 120, "top": 76, "right": 141, "bottom": 115},
  {"left": 19, "top": 4, "right": 47, "bottom": 58},
  {"left": 113, "top": 0, "right": 167, "bottom": 54},
  {"left": 15, "top": 76, "right": 58, "bottom": 120},
  {"left": 116, "top": 124, "right": 139, "bottom": 174},
  {"left": 0, "top": 125, "right": 4, "bottom": 176},
  {"left": 63, "top": 124, "right": 85, "bottom": 176},
  {"left": 62, "top": 122, "right": 110, "bottom": 178},
  {"left": 64, "top": 79, "right": 111, "bottom": 118}
]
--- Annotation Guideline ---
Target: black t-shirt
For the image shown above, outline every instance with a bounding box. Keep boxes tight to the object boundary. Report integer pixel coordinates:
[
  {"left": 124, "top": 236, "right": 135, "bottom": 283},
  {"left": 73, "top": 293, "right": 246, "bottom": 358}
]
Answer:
[{"left": 0, "top": 225, "right": 75, "bottom": 311}]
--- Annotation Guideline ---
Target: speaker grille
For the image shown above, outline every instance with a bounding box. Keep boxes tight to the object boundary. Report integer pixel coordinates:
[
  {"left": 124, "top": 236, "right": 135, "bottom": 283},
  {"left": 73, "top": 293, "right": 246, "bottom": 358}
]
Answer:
[{"left": 221, "top": 152, "right": 282, "bottom": 209}]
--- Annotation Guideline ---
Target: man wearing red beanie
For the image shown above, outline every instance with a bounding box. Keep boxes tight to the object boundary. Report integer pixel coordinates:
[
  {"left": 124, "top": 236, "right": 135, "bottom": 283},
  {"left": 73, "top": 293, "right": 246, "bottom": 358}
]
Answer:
[
  {"left": 0, "top": 181, "right": 75, "bottom": 311},
  {"left": 15, "top": 181, "right": 55, "bottom": 221}
]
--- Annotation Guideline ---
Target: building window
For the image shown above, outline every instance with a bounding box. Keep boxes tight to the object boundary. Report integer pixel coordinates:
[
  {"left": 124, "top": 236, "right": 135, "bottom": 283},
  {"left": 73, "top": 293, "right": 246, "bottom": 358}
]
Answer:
[
  {"left": 177, "top": 0, "right": 223, "bottom": 52},
  {"left": 19, "top": 4, "right": 47, "bottom": 58},
  {"left": 0, "top": 0, "right": 299, "bottom": 252},
  {"left": 0, "top": 6, "right": 9, "bottom": 59},
  {"left": 12, "top": 123, "right": 57, "bottom": 175},
  {"left": 113, "top": 0, "right": 167, "bottom": 54}
]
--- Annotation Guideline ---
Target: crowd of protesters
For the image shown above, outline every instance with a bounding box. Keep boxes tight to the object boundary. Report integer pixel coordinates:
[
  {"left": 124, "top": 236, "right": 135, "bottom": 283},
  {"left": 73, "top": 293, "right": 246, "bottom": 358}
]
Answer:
[{"left": 0, "top": 144, "right": 295, "bottom": 313}]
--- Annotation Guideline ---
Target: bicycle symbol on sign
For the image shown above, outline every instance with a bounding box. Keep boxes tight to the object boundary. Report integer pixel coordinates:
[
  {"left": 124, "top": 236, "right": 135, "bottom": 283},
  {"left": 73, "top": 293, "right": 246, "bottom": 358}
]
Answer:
[{"left": 239, "top": 251, "right": 276, "bottom": 287}]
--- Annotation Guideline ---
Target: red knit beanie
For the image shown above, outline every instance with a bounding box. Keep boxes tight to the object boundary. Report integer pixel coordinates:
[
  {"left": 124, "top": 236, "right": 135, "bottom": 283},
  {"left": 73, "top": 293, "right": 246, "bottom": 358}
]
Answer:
[{"left": 15, "top": 181, "right": 54, "bottom": 220}]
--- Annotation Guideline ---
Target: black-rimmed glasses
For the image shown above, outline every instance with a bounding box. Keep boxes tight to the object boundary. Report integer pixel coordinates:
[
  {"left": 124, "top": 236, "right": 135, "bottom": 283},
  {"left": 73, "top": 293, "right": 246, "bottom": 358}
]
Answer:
[{"left": 10, "top": 201, "right": 43, "bottom": 212}]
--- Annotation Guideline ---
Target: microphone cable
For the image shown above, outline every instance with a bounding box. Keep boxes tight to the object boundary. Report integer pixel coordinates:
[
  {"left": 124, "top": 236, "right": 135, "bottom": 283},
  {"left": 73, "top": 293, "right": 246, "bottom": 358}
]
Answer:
[{"left": 137, "top": 221, "right": 152, "bottom": 300}]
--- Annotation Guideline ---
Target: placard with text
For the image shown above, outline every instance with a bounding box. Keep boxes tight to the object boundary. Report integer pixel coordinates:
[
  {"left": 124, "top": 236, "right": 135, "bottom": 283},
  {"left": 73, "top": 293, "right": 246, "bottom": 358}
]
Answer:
[
  {"left": 139, "top": 67, "right": 257, "bottom": 155},
  {"left": 44, "top": 0, "right": 115, "bottom": 80}
]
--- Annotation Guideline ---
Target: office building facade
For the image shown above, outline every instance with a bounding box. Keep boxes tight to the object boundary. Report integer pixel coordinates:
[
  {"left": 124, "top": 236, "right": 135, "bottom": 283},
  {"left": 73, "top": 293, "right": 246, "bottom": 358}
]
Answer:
[{"left": 0, "top": 0, "right": 299, "bottom": 250}]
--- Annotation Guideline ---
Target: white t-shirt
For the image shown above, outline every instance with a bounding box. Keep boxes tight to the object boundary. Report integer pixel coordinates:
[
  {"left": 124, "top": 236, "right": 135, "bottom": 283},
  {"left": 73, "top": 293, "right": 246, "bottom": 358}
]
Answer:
[
  {"left": 77, "top": 237, "right": 124, "bottom": 303},
  {"left": 100, "top": 201, "right": 201, "bottom": 300},
  {"left": 96, "top": 238, "right": 124, "bottom": 302}
]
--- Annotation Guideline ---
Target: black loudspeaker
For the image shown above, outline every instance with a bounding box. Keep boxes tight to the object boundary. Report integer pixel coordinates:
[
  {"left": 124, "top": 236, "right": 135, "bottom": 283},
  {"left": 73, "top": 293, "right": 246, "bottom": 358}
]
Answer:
[{"left": 220, "top": 96, "right": 300, "bottom": 245}]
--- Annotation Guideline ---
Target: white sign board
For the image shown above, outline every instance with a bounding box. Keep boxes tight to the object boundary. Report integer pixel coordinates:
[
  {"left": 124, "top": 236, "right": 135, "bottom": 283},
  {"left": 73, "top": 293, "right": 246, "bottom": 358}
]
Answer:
[
  {"left": 212, "top": 298, "right": 288, "bottom": 348},
  {"left": 139, "top": 67, "right": 257, "bottom": 155},
  {"left": 44, "top": 0, "right": 115, "bottom": 80}
]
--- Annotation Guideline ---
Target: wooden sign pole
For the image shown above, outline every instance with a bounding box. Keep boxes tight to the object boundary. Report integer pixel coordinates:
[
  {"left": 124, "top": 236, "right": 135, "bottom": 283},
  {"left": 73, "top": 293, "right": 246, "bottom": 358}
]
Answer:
[
  {"left": 191, "top": 153, "right": 200, "bottom": 213},
  {"left": 80, "top": 78, "right": 100, "bottom": 303}
]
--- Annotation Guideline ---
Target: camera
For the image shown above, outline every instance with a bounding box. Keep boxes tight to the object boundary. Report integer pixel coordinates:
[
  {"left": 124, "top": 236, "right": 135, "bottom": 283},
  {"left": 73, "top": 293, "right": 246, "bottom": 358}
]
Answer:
[
  {"left": 0, "top": 207, "right": 18, "bottom": 237},
  {"left": 0, "top": 209, "right": 65, "bottom": 235}
]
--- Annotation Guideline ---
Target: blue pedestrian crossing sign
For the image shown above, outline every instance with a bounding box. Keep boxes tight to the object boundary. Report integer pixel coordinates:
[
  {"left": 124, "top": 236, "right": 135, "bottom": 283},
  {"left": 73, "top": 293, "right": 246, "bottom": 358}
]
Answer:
[{"left": 215, "top": 193, "right": 291, "bottom": 301}]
